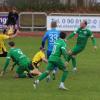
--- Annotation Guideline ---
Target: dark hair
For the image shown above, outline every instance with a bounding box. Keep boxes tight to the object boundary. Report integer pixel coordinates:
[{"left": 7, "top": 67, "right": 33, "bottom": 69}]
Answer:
[
  {"left": 51, "top": 21, "right": 57, "bottom": 28},
  {"left": 40, "top": 46, "right": 45, "bottom": 51},
  {"left": 60, "top": 32, "right": 66, "bottom": 39},
  {"left": 84, "top": 20, "right": 87, "bottom": 25},
  {"left": 8, "top": 41, "right": 15, "bottom": 47}
]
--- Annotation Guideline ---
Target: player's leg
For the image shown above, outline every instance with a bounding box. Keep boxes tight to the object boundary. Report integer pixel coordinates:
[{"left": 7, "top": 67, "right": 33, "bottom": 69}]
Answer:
[
  {"left": 70, "top": 45, "right": 83, "bottom": 71},
  {"left": 37, "top": 62, "right": 54, "bottom": 81},
  {"left": 46, "top": 50, "right": 52, "bottom": 81},
  {"left": 31, "top": 62, "right": 42, "bottom": 76},
  {"left": 16, "top": 66, "right": 27, "bottom": 78},
  {"left": 33, "top": 61, "right": 54, "bottom": 88},
  {"left": 71, "top": 55, "right": 77, "bottom": 72},
  {"left": 47, "top": 50, "right": 57, "bottom": 80},
  {"left": 57, "top": 59, "right": 69, "bottom": 90}
]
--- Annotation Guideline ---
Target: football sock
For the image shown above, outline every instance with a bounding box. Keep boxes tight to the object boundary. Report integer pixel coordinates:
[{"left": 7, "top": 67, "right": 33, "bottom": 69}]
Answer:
[
  {"left": 61, "top": 71, "right": 68, "bottom": 82},
  {"left": 38, "top": 72, "right": 48, "bottom": 81},
  {"left": 71, "top": 57, "right": 76, "bottom": 68}
]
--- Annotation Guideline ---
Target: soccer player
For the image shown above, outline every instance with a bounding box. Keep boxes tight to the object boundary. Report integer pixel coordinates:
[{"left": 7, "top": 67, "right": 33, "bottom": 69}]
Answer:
[
  {"left": 66, "top": 20, "right": 97, "bottom": 71},
  {"left": 3, "top": 7, "right": 19, "bottom": 35},
  {"left": 42, "top": 21, "right": 60, "bottom": 80},
  {"left": 0, "top": 41, "right": 32, "bottom": 78},
  {"left": 33, "top": 32, "right": 69, "bottom": 90},
  {"left": 0, "top": 33, "right": 17, "bottom": 57},
  {"left": 31, "top": 47, "right": 48, "bottom": 75}
]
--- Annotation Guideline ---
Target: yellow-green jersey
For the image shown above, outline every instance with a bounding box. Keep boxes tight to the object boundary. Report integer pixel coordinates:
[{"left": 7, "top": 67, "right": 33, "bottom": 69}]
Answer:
[
  {"left": 0, "top": 34, "right": 9, "bottom": 54},
  {"left": 32, "top": 50, "right": 45, "bottom": 64}
]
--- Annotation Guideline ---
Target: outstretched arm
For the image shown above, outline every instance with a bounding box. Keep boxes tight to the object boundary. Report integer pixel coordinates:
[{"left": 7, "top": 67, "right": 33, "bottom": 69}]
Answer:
[
  {"left": 42, "top": 57, "right": 48, "bottom": 63},
  {"left": 90, "top": 34, "right": 97, "bottom": 50},
  {"left": 91, "top": 34, "right": 96, "bottom": 46},
  {"left": 61, "top": 46, "right": 68, "bottom": 61},
  {"left": 0, "top": 57, "right": 10, "bottom": 76},
  {"left": 0, "top": 51, "right": 11, "bottom": 76},
  {"left": 67, "top": 32, "right": 75, "bottom": 40},
  {"left": 67, "top": 28, "right": 79, "bottom": 40}
]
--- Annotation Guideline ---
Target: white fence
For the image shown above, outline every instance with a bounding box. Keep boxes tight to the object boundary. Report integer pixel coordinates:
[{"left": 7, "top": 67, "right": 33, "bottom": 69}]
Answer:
[{"left": 19, "top": 12, "right": 47, "bottom": 31}]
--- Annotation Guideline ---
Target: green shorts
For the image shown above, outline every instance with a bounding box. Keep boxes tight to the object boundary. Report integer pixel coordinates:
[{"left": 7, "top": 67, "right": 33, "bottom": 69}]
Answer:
[
  {"left": 46, "top": 58, "right": 67, "bottom": 72},
  {"left": 72, "top": 45, "right": 85, "bottom": 55},
  {"left": 16, "top": 58, "right": 30, "bottom": 74}
]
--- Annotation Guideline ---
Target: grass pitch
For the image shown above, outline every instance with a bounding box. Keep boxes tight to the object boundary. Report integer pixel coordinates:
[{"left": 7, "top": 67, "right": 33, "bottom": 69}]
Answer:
[{"left": 0, "top": 37, "right": 100, "bottom": 100}]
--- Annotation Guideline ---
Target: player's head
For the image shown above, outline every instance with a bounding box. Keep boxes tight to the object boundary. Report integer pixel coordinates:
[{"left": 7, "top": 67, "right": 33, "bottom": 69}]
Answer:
[
  {"left": 12, "top": 7, "right": 17, "bottom": 13},
  {"left": 80, "top": 20, "right": 87, "bottom": 28},
  {"left": 8, "top": 41, "right": 15, "bottom": 47},
  {"left": 60, "top": 32, "right": 67, "bottom": 39},
  {"left": 51, "top": 21, "right": 57, "bottom": 28},
  {"left": 40, "top": 47, "right": 45, "bottom": 52}
]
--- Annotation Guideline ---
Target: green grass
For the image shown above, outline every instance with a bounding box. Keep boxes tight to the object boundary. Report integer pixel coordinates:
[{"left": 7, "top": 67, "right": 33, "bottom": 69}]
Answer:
[{"left": 0, "top": 37, "right": 100, "bottom": 100}]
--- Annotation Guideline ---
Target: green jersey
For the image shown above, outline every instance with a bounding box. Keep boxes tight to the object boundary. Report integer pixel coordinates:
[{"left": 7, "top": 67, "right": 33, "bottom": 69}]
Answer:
[
  {"left": 3, "top": 48, "right": 30, "bottom": 72},
  {"left": 7, "top": 48, "right": 28, "bottom": 63},
  {"left": 67, "top": 27, "right": 96, "bottom": 48},
  {"left": 49, "top": 38, "right": 68, "bottom": 62}
]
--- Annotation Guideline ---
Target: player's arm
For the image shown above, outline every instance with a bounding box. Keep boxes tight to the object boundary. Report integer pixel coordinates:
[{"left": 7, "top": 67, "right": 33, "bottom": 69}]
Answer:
[
  {"left": 42, "top": 57, "right": 48, "bottom": 63},
  {"left": 1, "top": 34, "right": 17, "bottom": 40},
  {"left": 66, "top": 28, "right": 79, "bottom": 40},
  {"left": 41, "top": 53, "right": 48, "bottom": 63},
  {"left": 7, "top": 12, "right": 11, "bottom": 20},
  {"left": 10, "top": 62, "right": 17, "bottom": 71},
  {"left": 61, "top": 45, "right": 68, "bottom": 62},
  {"left": 15, "top": 13, "right": 19, "bottom": 21},
  {"left": 41, "top": 32, "right": 48, "bottom": 48},
  {"left": 90, "top": 32, "right": 97, "bottom": 50},
  {"left": 0, "top": 54, "right": 11, "bottom": 76},
  {"left": 9, "top": 33, "right": 17, "bottom": 39},
  {"left": 6, "top": 12, "right": 11, "bottom": 24}
]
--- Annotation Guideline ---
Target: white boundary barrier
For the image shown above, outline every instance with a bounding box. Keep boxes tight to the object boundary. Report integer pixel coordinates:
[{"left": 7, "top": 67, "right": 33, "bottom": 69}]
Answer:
[
  {"left": 48, "top": 13, "right": 100, "bottom": 32},
  {"left": 19, "top": 12, "right": 47, "bottom": 31},
  {"left": 0, "top": 12, "right": 100, "bottom": 32}
]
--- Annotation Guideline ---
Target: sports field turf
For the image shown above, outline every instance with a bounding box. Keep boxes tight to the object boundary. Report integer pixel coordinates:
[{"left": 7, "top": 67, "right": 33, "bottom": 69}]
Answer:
[{"left": 0, "top": 37, "right": 100, "bottom": 100}]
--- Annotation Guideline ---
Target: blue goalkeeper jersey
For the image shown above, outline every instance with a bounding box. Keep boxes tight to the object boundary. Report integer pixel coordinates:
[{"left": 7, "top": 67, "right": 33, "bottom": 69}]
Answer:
[{"left": 42, "top": 28, "right": 60, "bottom": 51}]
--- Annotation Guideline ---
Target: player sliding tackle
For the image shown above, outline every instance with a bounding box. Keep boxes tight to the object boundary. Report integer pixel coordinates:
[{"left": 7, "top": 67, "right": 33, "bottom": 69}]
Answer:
[
  {"left": 66, "top": 20, "right": 97, "bottom": 72},
  {"left": 33, "top": 32, "right": 69, "bottom": 90}
]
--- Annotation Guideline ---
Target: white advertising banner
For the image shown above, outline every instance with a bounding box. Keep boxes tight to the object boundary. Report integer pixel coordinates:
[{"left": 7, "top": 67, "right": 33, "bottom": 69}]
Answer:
[{"left": 47, "top": 16, "right": 100, "bottom": 32}]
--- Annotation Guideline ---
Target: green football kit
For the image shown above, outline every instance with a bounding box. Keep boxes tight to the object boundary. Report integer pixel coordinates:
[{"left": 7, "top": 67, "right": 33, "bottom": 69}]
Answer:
[
  {"left": 38, "top": 38, "right": 68, "bottom": 82},
  {"left": 67, "top": 27, "right": 96, "bottom": 68},
  {"left": 3, "top": 48, "right": 31, "bottom": 78}
]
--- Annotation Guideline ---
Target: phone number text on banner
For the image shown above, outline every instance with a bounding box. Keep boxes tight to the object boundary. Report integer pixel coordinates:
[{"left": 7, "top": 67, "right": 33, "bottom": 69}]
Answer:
[{"left": 47, "top": 16, "right": 100, "bottom": 32}]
